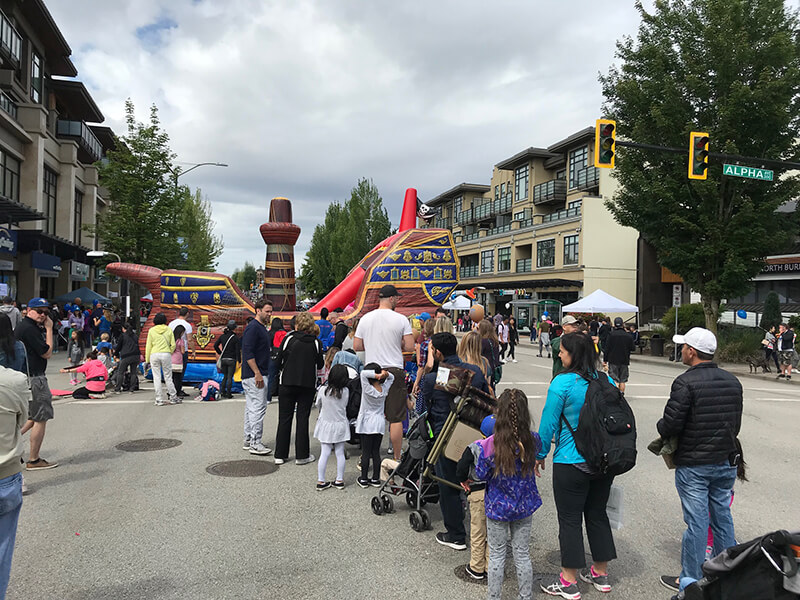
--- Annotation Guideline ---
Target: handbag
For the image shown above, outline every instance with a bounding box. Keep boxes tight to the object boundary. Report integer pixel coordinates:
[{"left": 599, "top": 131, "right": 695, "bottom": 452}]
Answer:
[{"left": 216, "top": 334, "right": 234, "bottom": 373}]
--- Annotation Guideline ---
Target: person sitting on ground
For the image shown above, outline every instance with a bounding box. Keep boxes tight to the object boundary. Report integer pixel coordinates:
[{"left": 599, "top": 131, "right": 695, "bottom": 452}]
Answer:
[
  {"left": 60, "top": 350, "right": 108, "bottom": 399},
  {"left": 97, "top": 345, "right": 113, "bottom": 370},
  {"left": 313, "top": 364, "right": 350, "bottom": 491}
]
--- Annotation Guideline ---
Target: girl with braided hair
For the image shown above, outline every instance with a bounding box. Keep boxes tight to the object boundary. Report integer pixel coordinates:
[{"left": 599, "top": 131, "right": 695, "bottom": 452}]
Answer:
[{"left": 471, "top": 388, "right": 542, "bottom": 600}]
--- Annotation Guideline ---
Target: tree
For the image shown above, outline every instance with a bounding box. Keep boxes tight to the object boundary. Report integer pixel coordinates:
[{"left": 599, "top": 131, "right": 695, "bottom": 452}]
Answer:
[
  {"left": 601, "top": 0, "right": 800, "bottom": 333},
  {"left": 300, "top": 178, "right": 392, "bottom": 298},
  {"left": 93, "top": 100, "right": 183, "bottom": 269},
  {"left": 179, "top": 188, "right": 223, "bottom": 271},
  {"left": 760, "top": 291, "right": 783, "bottom": 330},
  {"left": 231, "top": 261, "right": 257, "bottom": 291}
]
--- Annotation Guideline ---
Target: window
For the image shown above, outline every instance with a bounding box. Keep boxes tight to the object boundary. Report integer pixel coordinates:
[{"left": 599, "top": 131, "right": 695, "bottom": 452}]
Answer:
[
  {"left": 500, "top": 182, "right": 505, "bottom": 196},
  {"left": 515, "top": 164, "right": 529, "bottom": 201},
  {"left": 43, "top": 167, "right": 57, "bottom": 236},
  {"left": 481, "top": 249, "right": 494, "bottom": 273},
  {"left": 564, "top": 235, "right": 579, "bottom": 265},
  {"left": 454, "top": 196, "right": 462, "bottom": 216},
  {"left": 498, "top": 247, "right": 511, "bottom": 271},
  {"left": 74, "top": 189, "right": 83, "bottom": 245},
  {"left": 0, "top": 149, "right": 19, "bottom": 200},
  {"left": 31, "top": 52, "right": 42, "bottom": 103},
  {"left": 494, "top": 186, "right": 499, "bottom": 201},
  {"left": 568, "top": 200, "right": 582, "bottom": 210},
  {"left": 569, "top": 146, "right": 588, "bottom": 188},
  {"left": 556, "top": 169, "right": 566, "bottom": 180},
  {"left": 537, "top": 239, "right": 555, "bottom": 268}
]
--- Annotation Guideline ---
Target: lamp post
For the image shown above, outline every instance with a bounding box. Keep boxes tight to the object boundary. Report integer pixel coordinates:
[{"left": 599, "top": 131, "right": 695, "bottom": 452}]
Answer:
[
  {"left": 171, "top": 162, "right": 228, "bottom": 195},
  {"left": 87, "top": 250, "right": 127, "bottom": 316}
]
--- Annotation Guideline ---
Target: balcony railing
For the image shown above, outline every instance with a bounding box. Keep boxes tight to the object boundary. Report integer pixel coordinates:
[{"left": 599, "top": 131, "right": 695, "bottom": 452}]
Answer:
[
  {"left": 457, "top": 196, "right": 513, "bottom": 226},
  {"left": 0, "top": 12, "right": 21, "bottom": 63},
  {"left": 434, "top": 216, "right": 451, "bottom": 229},
  {"left": 542, "top": 206, "right": 581, "bottom": 223},
  {"left": 0, "top": 91, "right": 16, "bottom": 120},
  {"left": 571, "top": 166, "right": 600, "bottom": 191},
  {"left": 496, "top": 195, "right": 512, "bottom": 213},
  {"left": 460, "top": 265, "right": 479, "bottom": 278},
  {"left": 57, "top": 120, "right": 103, "bottom": 164},
  {"left": 533, "top": 178, "right": 567, "bottom": 205},
  {"left": 487, "top": 223, "right": 511, "bottom": 237},
  {"left": 461, "top": 232, "right": 480, "bottom": 242},
  {"left": 516, "top": 258, "right": 532, "bottom": 273}
]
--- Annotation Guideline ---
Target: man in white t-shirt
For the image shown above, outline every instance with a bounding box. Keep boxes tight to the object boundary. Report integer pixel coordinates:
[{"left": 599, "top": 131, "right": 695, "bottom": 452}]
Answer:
[
  {"left": 354, "top": 285, "right": 414, "bottom": 460},
  {"left": 168, "top": 307, "right": 193, "bottom": 398}
]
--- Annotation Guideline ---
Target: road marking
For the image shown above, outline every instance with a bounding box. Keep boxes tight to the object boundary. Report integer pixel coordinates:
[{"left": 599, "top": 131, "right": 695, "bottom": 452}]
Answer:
[
  {"left": 753, "top": 397, "right": 800, "bottom": 403},
  {"left": 67, "top": 398, "right": 247, "bottom": 405},
  {"left": 525, "top": 395, "right": 544, "bottom": 399}
]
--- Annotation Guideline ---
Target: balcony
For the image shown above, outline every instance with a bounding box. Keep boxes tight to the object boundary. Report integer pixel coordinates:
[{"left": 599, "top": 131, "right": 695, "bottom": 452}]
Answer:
[
  {"left": 0, "top": 91, "right": 16, "bottom": 120},
  {"left": 571, "top": 166, "right": 600, "bottom": 192},
  {"left": 516, "top": 258, "right": 532, "bottom": 273},
  {"left": 495, "top": 194, "right": 512, "bottom": 213},
  {"left": 533, "top": 178, "right": 567, "bottom": 205},
  {"left": 460, "top": 265, "right": 479, "bottom": 278},
  {"left": 0, "top": 12, "right": 21, "bottom": 64},
  {"left": 542, "top": 206, "right": 581, "bottom": 223},
  {"left": 434, "top": 216, "right": 452, "bottom": 229},
  {"left": 57, "top": 120, "right": 103, "bottom": 164},
  {"left": 487, "top": 223, "right": 512, "bottom": 237},
  {"left": 461, "top": 232, "right": 480, "bottom": 242}
]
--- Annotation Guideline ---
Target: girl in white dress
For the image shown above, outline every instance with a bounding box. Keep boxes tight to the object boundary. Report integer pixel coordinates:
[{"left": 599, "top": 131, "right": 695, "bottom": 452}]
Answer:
[
  {"left": 356, "top": 363, "right": 394, "bottom": 488},
  {"left": 313, "top": 364, "right": 351, "bottom": 490}
]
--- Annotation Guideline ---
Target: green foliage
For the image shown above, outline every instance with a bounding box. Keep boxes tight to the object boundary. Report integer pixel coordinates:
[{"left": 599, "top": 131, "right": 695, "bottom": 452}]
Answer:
[
  {"left": 601, "top": 0, "right": 800, "bottom": 333},
  {"left": 760, "top": 291, "right": 783, "bottom": 330},
  {"left": 300, "top": 178, "right": 392, "bottom": 298},
  {"left": 179, "top": 188, "right": 223, "bottom": 272},
  {"left": 232, "top": 262, "right": 257, "bottom": 290},
  {"left": 716, "top": 324, "right": 764, "bottom": 363},
  {"left": 661, "top": 303, "right": 708, "bottom": 337},
  {"left": 788, "top": 314, "right": 800, "bottom": 330}
]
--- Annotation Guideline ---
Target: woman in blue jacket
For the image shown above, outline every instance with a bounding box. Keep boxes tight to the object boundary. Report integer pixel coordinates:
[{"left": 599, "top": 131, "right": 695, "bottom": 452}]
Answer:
[{"left": 536, "top": 332, "right": 617, "bottom": 599}]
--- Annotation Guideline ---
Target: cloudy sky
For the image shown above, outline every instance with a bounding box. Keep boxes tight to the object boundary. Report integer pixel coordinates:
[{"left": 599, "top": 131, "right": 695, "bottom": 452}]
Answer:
[{"left": 49, "top": 0, "right": 655, "bottom": 275}]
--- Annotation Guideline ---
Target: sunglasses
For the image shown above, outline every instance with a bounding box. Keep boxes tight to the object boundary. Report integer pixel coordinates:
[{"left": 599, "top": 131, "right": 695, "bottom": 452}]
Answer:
[{"left": 33, "top": 308, "right": 50, "bottom": 315}]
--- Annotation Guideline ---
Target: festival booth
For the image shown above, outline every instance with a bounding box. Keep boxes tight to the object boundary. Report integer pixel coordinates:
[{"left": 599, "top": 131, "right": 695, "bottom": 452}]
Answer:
[
  {"left": 562, "top": 289, "right": 639, "bottom": 323},
  {"left": 441, "top": 295, "right": 471, "bottom": 310}
]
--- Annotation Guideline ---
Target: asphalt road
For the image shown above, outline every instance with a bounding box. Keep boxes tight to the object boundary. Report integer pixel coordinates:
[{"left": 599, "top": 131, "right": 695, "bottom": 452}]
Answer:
[{"left": 8, "top": 343, "right": 798, "bottom": 599}]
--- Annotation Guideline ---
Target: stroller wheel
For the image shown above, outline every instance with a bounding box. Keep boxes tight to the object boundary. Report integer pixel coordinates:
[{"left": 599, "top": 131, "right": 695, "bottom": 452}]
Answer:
[
  {"left": 420, "top": 509, "right": 431, "bottom": 530},
  {"left": 371, "top": 496, "right": 384, "bottom": 516},
  {"left": 381, "top": 494, "right": 394, "bottom": 514},
  {"left": 405, "top": 491, "right": 417, "bottom": 508},
  {"left": 409, "top": 510, "right": 424, "bottom": 532}
]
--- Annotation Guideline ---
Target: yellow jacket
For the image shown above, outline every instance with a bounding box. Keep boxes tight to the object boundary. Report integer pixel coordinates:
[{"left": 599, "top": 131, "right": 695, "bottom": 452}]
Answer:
[{"left": 145, "top": 324, "right": 175, "bottom": 362}]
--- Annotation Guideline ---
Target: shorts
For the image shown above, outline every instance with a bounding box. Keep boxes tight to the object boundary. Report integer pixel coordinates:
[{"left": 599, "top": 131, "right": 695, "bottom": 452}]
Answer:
[
  {"left": 29, "top": 375, "right": 54, "bottom": 422},
  {"left": 608, "top": 363, "right": 629, "bottom": 384},
  {"left": 383, "top": 367, "right": 408, "bottom": 423},
  {"left": 779, "top": 350, "right": 794, "bottom": 366}
]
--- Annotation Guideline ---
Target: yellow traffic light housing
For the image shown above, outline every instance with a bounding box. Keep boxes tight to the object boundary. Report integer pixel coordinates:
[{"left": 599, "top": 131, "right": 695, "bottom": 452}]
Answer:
[
  {"left": 594, "top": 119, "right": 616, "bottom": 168},
  {"left": 688, "top": 132, "right": 709, "bottom": 180}
]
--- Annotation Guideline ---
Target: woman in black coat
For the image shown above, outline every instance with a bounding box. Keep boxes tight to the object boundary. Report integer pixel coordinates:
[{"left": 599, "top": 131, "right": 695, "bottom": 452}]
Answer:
[{"left": 214, "top": 320, "right": 241, "bottom": 399}]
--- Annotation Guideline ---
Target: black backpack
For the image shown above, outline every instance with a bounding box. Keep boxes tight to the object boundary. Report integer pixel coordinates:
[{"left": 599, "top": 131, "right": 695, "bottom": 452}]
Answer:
[
  {"left": 345, "top": 374, "right": 362, "bottom": 420},
  {"left": 560, "top": 372, "right": 637, "bottom": 476}
]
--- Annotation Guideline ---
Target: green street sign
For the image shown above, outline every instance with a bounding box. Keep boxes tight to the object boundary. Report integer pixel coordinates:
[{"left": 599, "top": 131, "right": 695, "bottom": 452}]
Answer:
[{"left": 723, "top": 163, "right": 774, "bottom": 181}]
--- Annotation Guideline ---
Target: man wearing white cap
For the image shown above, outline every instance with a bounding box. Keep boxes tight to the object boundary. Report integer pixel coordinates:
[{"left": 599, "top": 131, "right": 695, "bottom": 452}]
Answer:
[{"left": 656, "top": 327, "right": 743, "bottom": 592}]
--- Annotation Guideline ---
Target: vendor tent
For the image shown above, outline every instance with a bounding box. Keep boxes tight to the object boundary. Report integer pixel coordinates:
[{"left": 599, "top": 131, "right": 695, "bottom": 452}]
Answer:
[
  {"left": 54, "top": 287, "right": 110, "bottom": 306},
  {"left": 562, "top": 289, "right": 638, "bottom": 314},
  {"left": 442, "top": 295, "right": 472, "bottom": 310}
]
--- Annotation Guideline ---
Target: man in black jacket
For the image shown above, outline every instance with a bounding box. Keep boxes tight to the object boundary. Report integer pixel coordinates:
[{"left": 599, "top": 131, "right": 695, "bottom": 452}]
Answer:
[
  {"left": 656, "top": 327, "right": 743, "bottom": 591},
  {"left": 113, "top": 322, "right": 140, "bottom": 393},
  {"left": 603, "top": 317, "right": 634, "bottom": 393},
  {"left": 421, "top": 332, "right": 491, "bottom": 552}
]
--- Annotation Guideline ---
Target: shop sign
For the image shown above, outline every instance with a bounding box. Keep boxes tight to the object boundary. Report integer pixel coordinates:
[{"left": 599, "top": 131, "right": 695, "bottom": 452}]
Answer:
[
  {"left": 95, "top": 267, "right": 108, "bottom": 283},
  {"left": 0, "top": 259, "right": 14, "bottom": 271},
  {"left": 70, "top": 261, "right": 89, "bottom": 282},
  {"left": 31, "top": 251, "right": 62, "bottom": 277},
  {"left": 0, "top": 226, "right": 17, "bottom": 257},
  {"left": 496, "top": 289, "right": 516, "bottom": 296},
  {"left": 761, "top": 261, "right": 800, "bottom": 274}
]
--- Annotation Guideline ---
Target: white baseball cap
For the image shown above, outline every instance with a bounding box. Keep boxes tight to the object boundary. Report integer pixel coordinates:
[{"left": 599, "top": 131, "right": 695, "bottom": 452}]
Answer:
[{"left": 672, "top": 327, "right": 717, "bottom": 355}]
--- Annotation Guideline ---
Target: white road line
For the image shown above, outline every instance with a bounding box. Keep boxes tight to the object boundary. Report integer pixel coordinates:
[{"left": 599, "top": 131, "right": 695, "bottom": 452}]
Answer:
[
  {"left": 753, "top": 398, "right": 800, "bottom": 403},
  {"left": 67, "top": 399, "right": 246, "bottom": 405}
]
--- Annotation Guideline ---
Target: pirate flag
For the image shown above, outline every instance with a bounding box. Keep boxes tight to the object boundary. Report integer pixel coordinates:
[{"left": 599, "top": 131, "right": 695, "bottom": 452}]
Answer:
[{"left": 417, "top": 199, "right": 435, "bottom": 222}]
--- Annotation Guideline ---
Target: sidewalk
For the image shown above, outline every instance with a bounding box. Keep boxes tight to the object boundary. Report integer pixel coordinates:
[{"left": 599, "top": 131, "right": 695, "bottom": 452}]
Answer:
[{"left": 629, "top": 350, "right": 797, "bottom": 384}]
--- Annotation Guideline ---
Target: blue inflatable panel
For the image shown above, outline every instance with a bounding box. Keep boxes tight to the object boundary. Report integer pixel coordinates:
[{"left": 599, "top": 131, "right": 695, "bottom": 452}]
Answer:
[{"left": 143, "top": 361, "right": 243, "bottom": 393}]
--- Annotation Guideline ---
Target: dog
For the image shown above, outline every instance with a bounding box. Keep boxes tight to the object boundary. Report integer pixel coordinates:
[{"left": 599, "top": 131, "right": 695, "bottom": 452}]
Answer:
[{"left": 748, "top": 355, "right": 771, "bottom": 373}]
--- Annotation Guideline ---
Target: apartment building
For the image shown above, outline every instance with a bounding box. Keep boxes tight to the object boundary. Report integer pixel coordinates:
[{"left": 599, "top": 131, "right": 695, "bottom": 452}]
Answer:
[
  {"left": 423, "top": 127, "right": 639, "bottom": 329},
  {"left": 0, "top": 0, "right": 117, "bottom": 304}
]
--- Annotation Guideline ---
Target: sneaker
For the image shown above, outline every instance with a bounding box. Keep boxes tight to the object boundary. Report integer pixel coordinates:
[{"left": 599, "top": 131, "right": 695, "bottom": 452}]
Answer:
[
  {"left": 242, "top": 437, "right": 251, "bottom": 450},
  {"left": 787, "top": 376, "right": 792, "bottom": 381},
  {"left": 777, "top": 374, "right": 786, "bottom": 379},
  {"left": 464, "top": 565, "right": 485, "bottom": 580},
  {"left": 89, "top": 393, "right": 106, "bottom": 399},
  {"left": 274, "top": 458, "right": 285, "bottom": 465},
  {"left": 357, "top": 477, "right": 370, "bottom": 488},
  {"left": 296, "top": 454, "right": 316, "bottom": 465},
  {"left": 541, "top": 575, "right": 581, "bottom": 599},
  {"left": 659, "top": 576, "right": 680, "bottom": 592},
  {"left": 435, "top": 532, "right": 467, "bottom": 551},
  {"left": 369, "top": 478, "right": 381, "bottom": 487},
  {"left": 172, "top": 397, "right": 182, "bottom": 404},
  {"left": 249, "top": 442, "right": 273, "bottom": 456},
  {"left": 332, "top": 481, "right": 345, "bottom": 490},
  {"left": 511, "top": 359, "right": 518, "bottom": 363},
  {"left": 386, "top": 446, "right": 394, "bottom": 455},
  {"left": 316, "top": 482, "right": 331, "bottom": 491},
  {"left": 155, "top": 401, "right": 170, "bottom": 406},
  {"left": 580, "top": 567, "right": 611, "bottom": 592},
  {"left": 26, "top": 458, "right": 58, "bottom": 471}
]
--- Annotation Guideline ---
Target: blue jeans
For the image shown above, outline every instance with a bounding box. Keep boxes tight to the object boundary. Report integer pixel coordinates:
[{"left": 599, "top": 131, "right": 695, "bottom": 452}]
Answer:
[
  {"left": 675, "top": 463, "right": 737, "bottom": 582},
  {"left": 0, "top": 472, "right": 22, "bottom": 598}
]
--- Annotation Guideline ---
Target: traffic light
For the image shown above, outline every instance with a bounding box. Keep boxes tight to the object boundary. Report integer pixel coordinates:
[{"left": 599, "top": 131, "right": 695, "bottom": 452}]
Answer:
[
  {"left": 594, "top": 119, "right": 616, "bottom": 168},
  {"left": 688, "top": 132, "right": 709, "bottom": 180}
]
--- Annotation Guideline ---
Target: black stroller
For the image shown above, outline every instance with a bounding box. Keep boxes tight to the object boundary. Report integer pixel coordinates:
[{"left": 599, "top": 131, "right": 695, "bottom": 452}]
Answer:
[{"left": 370, "top": 413, "right": 439, "bottom": 532}]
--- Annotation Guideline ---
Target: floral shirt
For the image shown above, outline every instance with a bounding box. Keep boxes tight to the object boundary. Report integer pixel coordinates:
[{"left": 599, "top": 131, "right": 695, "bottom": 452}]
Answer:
[{"left": 472, "top": 433, "right": 543, "bottom": 522}]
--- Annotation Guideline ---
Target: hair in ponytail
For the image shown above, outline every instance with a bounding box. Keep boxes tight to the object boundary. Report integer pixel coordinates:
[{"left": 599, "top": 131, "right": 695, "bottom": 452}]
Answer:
[{"left": 493, "top": 388, "right": 537, "bottom": 477}]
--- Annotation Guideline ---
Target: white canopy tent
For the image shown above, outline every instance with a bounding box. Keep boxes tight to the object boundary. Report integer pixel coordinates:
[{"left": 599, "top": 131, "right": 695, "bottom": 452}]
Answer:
[
  {"left": 562, "top": 289, "right": 639, "bottom": 314},
  {"left": 442, "top": 295, "right": 472, "bottom": 310}
]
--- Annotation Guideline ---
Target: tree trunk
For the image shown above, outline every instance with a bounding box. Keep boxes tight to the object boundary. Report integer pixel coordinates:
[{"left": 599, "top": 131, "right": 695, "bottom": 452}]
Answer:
[{"left": 701, "top": 294, "right": 720, "bottom": 334}]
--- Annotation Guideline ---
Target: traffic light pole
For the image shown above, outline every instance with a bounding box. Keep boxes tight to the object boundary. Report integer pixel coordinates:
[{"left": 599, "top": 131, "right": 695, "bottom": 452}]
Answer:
[{"left": 615, "top": 140, "right": 800, "bottom": 171}]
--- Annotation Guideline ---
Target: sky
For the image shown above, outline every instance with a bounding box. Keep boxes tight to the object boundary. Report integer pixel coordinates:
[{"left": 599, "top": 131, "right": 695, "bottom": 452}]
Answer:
[{"left": 48, "top": 0, "right": 656, "bottom": 276}]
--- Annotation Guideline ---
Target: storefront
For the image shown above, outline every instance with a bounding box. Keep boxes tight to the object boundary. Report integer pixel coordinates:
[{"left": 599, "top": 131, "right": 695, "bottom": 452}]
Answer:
[
  {"left": 31, "top": 251, "right": 62, "bottom": 300},
  {"left": 0, "top": 225, "right": 18, "bottom": 299}
]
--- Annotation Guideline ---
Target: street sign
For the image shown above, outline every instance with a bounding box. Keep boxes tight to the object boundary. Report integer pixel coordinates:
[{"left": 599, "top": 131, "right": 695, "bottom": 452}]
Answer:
[
  {"left": 723, "top": 164, "right": 774, "bottom": 181},
  {"left": 672, "top": 284, "right": 682, "bottom": 308}
]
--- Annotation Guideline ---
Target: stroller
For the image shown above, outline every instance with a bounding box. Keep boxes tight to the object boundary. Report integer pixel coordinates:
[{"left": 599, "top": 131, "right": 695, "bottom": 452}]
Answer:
[{"left": 370, "top": 412, "right": 440, "bottom": 532}]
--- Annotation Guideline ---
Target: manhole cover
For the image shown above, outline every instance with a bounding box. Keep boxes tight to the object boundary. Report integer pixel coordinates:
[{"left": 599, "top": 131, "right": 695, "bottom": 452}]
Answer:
[
  {"left": 115, "top": 438, "right": 182, "bottom": 452},
  {"left": 206, "top": 460, "right": 278, "bottom": 477}
]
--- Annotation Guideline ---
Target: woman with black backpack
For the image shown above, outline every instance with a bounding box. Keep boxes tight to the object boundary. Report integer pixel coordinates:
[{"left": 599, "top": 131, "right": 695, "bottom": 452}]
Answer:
[
  {"left": 214, "top": 320, "right": 241, "bottom": 399},
  {"left": 535, "top": 332, "right": 618, "bottom": 599}
]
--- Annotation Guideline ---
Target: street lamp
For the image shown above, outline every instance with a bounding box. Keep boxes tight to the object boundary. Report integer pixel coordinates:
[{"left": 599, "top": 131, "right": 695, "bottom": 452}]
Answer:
[
  {"left": 87, "top": 250, "right": 127, "bottom": 316},
  {"left": 171, "top": 162, "right": 228, "bottom": 194}
]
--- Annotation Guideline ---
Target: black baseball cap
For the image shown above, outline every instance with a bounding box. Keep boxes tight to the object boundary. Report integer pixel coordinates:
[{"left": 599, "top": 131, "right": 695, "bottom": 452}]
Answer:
[{"left": 379, "top": 285, "right": 402, "bottom": 298}]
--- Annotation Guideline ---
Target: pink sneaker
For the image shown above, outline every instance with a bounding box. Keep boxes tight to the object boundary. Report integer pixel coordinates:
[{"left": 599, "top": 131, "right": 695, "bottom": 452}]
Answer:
[{"left": 70, "top": 379, "right": 78, "bottom": 386}]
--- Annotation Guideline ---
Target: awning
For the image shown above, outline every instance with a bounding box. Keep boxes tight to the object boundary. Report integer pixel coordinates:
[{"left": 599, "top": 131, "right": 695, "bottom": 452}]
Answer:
[
  {"left": 16, "top": 229, "right": 90, "bottom": 261},
  {"left": 0, "top": 196, "right": 45, "bottom": 225},
  {"left": 562, "top": 289, "right": 638, "bottom": 313}
]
